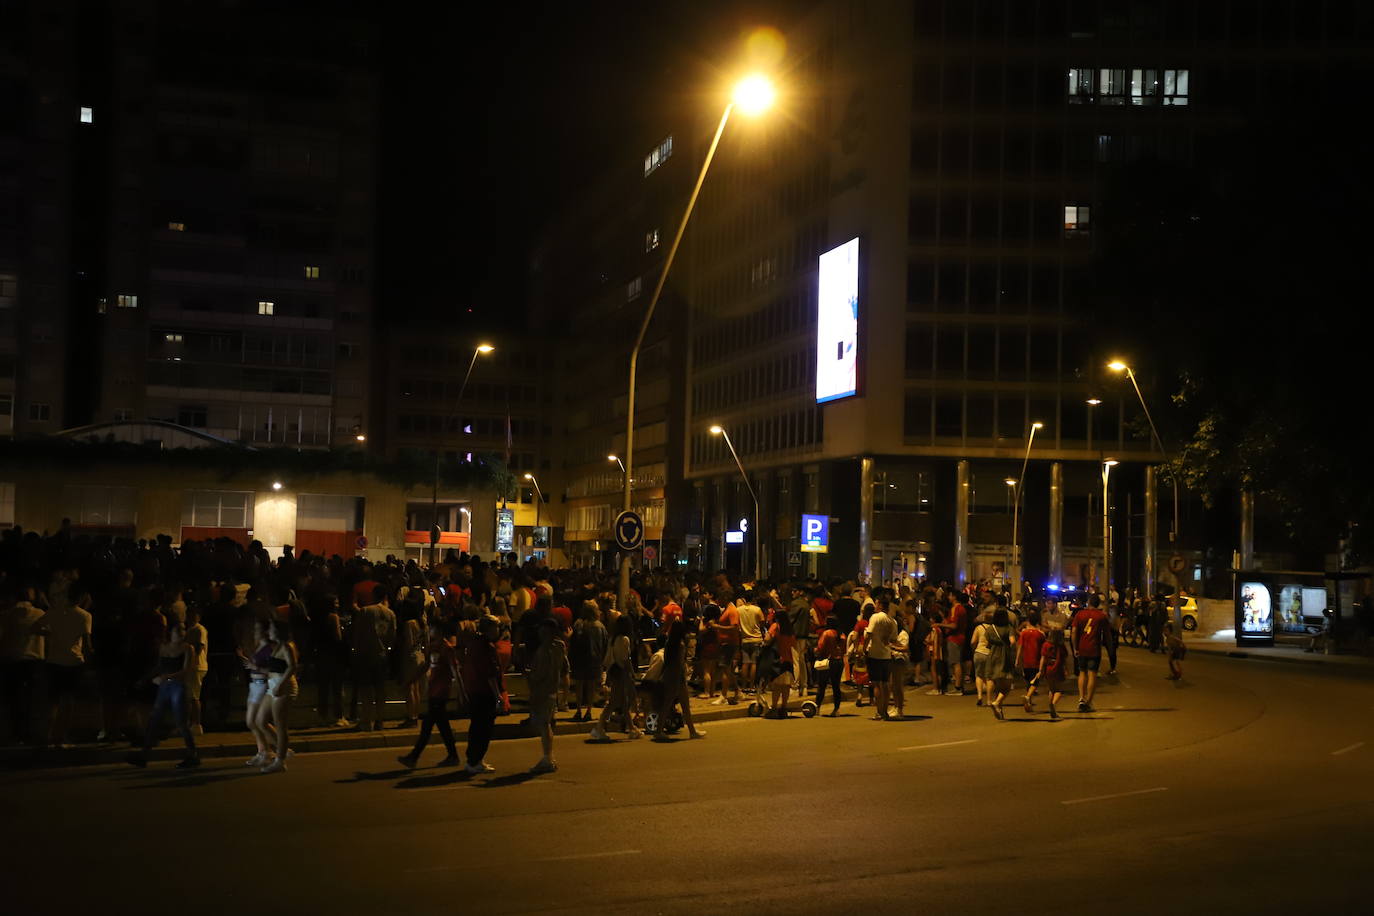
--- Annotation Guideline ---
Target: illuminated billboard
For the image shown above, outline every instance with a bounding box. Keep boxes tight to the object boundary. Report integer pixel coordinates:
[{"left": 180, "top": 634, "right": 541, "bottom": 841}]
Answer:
[
  {"left": 801, "top": 513, "right": 829, "bottom": 553},
  {"left": 495, "top": 508, "right": 515, "bottom": 553},
  {"left": 816, "top": 237, "right": 859, "bottom": 404},
  {"left": 1239, "top": 582, "right": 1273, "bottom": 638}
]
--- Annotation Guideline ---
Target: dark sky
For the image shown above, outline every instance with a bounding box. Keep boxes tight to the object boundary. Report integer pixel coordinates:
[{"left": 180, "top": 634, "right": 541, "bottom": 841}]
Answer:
[{"left": 377, "top": 2, "right": 796, "bottom": 329}]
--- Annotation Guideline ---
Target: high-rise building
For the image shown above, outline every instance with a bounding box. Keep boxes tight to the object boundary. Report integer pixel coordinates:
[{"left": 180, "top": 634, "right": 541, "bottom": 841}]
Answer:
[{"left": 1, "top": 0, "right": 377, "bottom": 447}]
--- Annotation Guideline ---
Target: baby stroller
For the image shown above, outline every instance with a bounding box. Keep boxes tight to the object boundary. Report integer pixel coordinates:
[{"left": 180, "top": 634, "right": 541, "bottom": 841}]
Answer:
[{"left": 639, "top": 652, "right": 684, "bottom": 736}]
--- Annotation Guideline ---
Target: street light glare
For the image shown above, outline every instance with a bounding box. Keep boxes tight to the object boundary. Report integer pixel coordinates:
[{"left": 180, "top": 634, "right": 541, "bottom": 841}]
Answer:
[
  {"left": 708, "top": 425, "right": 724, "bottom": 435},
  {"left": 606, "top": 454, "right": 618, "bottom": 462},
  {"left": 1104, "top": 459, "right": 1120, "bottom": 467},
  {"left": 477, "top": 344, "right": 495, "bottom": 353},
  {"left": 1107, "top": 360, "right": 1128, "bottom": 372},
  {"left": 1031, "top": 421, "right": 1044, "bottom": 429},
  {"left": 732, "top": 74, "right": 776, "bottom": 116},
  {"left": 1005, "top": 478, "right": 1018, "bottom": 486},
  {"left": 1087, "top": 398, "right": 1102, "bottom": 406},
  {"left": 523, "top": 473, "right": 534, "bottom": 480},
  {"left": 271, "top": 481, "right": 283, "bottom": 491}
]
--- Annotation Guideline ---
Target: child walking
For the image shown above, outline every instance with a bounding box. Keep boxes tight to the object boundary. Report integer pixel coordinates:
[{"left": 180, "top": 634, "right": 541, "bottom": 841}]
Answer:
[{"left": 1036, "top": 628, "right": 1069, "bottom": 721}]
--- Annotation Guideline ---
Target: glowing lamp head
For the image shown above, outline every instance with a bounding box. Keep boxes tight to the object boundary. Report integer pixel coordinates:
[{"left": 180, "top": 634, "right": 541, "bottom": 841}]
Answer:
[
  {"left": 1005, "top": 478, "right": 1018, "bottom": 487},
  {"left": 523, "top": 473, "right": 534, "bottom": 481},
  {"left": 1087, "top": 398, "right": 1102, "bottom": 406},
  {"left": 355, "top": 433, "right": 366, "bottom": 442},
  {"left": 607, "top": 455, "right": 618, "bottom": 462},
  {"left": 477, "top": 344, "right": 495, "bottom": 354},
  {"left": 1104, "top": 459, "right": 1120, "bottom": 468},
  {"left": 1031, "top": 421, "right": 1044, "bottom": 430},
  {"left": 708, "top": 425, "right": 724, "bottom": 435},
  {"left": 732, "top": 74, "right": 776, "bottom": 116},
  {"left": 1107, "top": 360, "right": 1128, "bottom": 373},
  {"left": 271, "top": 481, "right": 283, "bottom": 491}
]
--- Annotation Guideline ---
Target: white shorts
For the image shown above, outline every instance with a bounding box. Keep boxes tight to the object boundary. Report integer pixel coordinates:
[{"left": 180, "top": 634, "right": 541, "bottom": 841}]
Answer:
[{"left": 248, "top": 678, "right": 268, "bottom": 705}]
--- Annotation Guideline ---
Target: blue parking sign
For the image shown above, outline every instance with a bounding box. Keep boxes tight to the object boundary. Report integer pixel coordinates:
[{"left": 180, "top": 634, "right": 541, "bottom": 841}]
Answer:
[{"left": 801, "top": 514, "right": 829, "bottom": 553}]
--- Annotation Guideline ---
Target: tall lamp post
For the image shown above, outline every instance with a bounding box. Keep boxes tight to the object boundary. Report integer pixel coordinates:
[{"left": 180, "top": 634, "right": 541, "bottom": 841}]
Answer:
[
  {"left": 1108, "top": 359, "right": 1182, "bottom": 628},
  {"left": 523, "top": 472, "right": 544, "bottom": 561},
  {"left": 1007, "top": 420, "right": 1043, "bottom": 598},
  {"left": 616, "top": 73, "right": 776, "bottom": 612},
  {"left": 1102, "top": 459, "right": 1119, "bottom": 595},
  {"left": 430, "top": 343, "right": 494, "bottom": 566},
  {"left": 709, "top": 425, "right": 761, "bottom": 581},
  {"left": 607, "top": 454, "right": 626, "bottom": 484}
]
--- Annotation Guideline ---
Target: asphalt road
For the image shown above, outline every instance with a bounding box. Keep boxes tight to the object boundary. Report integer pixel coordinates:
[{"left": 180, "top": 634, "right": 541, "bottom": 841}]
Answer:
[{"left": 3, "top": 648, "right": 1371, "bottom": 915}]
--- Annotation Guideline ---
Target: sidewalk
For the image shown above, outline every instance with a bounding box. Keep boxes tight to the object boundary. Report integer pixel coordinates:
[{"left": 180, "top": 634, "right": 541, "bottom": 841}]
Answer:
[
  {"left": 1, "top": 682, "right": 827, "bottom": 769},
  {"left": 1183, "top": 630, "right": 1374, "bottom": 673}
]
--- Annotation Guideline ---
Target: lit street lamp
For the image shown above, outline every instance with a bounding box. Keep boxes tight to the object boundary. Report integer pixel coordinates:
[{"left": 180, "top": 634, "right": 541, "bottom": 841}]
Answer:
[
  {"left": 1102, "top": 459, "right": 1119, "bottom": 594},
  {"left": 607, "top": 454, "right": 626, "bottom": 482},
  {"left": 1109, "top": 359, "right": 1183, "bottom": 626},
  {"left": 1008, "top": 421, "right": 1043, "bottom": 597},
  {"left": 524, "top": 472, "right": 544, "bottom": 558},
  {"left": 430, "top": 343, "right": 494, "bottom": 566},
  {"left": 710, "top": 424, "right": 761, "bottom": 581},
  {"left": 617, "top": 73, "right": 776, "bottom": 612}
]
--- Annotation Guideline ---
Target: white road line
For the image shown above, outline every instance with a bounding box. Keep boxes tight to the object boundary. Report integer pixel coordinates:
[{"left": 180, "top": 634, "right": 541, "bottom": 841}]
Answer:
[
  {"left": 1331, "top": 742, "right": 1365, "bottom": 757},
  {"left": 896, "top": 739, "right": 979, "bottom": 752},
  {"left": 1061, "top": 787, "right": 1167, "bottom": 806}
]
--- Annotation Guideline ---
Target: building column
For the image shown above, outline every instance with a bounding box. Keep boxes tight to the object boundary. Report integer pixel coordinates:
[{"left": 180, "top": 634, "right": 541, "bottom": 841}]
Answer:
[
  {"left": 1143, "top": 465, "right": 1158, "bottom": 598},
  {"left": 955, "top": 459, "right": 969, "bottom": 586},
  {"left": 713, "top": 478, "right": 727, "bottom": 572},
  {"left": 757, "top": 469, "right": 771, "bottom": 581},
  {"left": 1048, "top": 461, "right": 1063, "bottom": 586},
  {"left": 1240, "top": 489, "right": 1255, "bottom": 570},
  {"left": 859, "top": 457, "right": 875, "bottom": 584}
]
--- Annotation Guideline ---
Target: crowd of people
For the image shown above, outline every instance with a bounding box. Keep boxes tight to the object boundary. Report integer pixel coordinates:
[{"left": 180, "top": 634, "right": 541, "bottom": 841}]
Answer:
[{"left": 0, "top": 523, "right": 1188, "bottom": 775}]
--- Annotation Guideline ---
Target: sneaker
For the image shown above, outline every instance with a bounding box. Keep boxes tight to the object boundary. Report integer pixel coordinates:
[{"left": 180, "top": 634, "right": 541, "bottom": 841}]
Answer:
[
  {"left": 627, "top": 728, "right": 644, "bottom": 740},
  {"left": 944, "top": 688, "right": 963, "bottom": 697},
  {"left": 396, "top": 754, "right": 417, "bottom": 770},
  {"left": 710, "top": 697, "right": 727, "bottom": 706},
  {"left": 465, "top": 760, "right": 495, "bottom": 774},
  {"left": 176, "top": 756, "right": 201, "bottom": 769},
  {"left": 260, "top": 757, "right": 286, "bottom": 774},
  {"left": 1082, "top": 702, "right": 1095, "bottom": 713},
  {"left": 726, "top": 697, "right": 739, "bottom": 706},
  {"left": 436, "top": 754, "right": 460, "bottom": 767},
  {"left": 246, "top": 754, "right": 266, "bottom": 768},
  {"left": 588, "top": 726, "right": 610, "bottom": 742},
  {"left": 334, "top": 718, "right": 351, "bottom": 728},
  {"left": 926, "top": 688, "right": 943, "bottom": 696},
  {"left": 529, "top": 759, "right": 558, "bottom": 775},
  {"left": 1077, "top": 699, "right": 1088, "bottom": 712},
  {"left": 1049, "top": 707, "right": 1061, "bottom": 721}
]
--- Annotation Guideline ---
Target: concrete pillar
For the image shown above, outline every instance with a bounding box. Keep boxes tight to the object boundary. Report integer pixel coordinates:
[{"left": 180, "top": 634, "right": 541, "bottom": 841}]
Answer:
[
  {"left": 757, "top": 469, "right": 771, "bottom": 581},
  {"left": 1143, "top": 465, "right": 1158, "bottom": 598},
  {"left": 1048, "top": 462, "right": 1063, "bottom": 586},
  {"left": 714, "top": 478, "right": 727, "bottom": 572},
  {"left": 955, "top": 459, "right": 969, "bottom": 586},
  {"left": 859, "top": 457, "right": 875, "bottom": 583},
  {"left": 253, "top": 488, "right": 298, "bottom": 555},
  {"left": 1240, "top": 489, "right": 1255, "bottom": 569}
]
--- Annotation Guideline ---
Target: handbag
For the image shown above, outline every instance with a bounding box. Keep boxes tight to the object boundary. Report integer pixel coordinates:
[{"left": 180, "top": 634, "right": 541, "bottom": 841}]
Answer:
[{"left": 812, "top": 657, "right": 830, "bottom": 671}]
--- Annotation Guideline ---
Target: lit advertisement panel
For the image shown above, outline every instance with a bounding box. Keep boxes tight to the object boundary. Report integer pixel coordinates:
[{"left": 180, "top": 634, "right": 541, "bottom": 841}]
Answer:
[
  {"left": 1239, "top": 582, "right": 1273, "bottom": 638},
  {"left": 816, "top": 238, "right": 859, "bottom": 403}
]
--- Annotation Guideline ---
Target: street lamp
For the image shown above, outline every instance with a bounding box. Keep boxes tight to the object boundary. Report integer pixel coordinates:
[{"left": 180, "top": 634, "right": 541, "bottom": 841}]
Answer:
[
  {"left": 1008, "top": 421, "right": 1043, "bottom": 597},
  {"left": 430, "top": 343, "right": 494, "bottom": 566},
  {"left": 1109, "top": 359, "right": 1182, "bottom": 624},
  {"left": 1102, "top": 459, "right": 1119, "bottom": 595},
  {"left": 524, "top": 473, "right": 544, "bottom": 558},
  {"left": 710, "top": 424, "right": 761, "bottom": 581},
  {"left": 617, "top": 73, "right": 775, "bottom": 611},
  {"left": 607, "top": 453, "right": 626, "bottom": 477}
]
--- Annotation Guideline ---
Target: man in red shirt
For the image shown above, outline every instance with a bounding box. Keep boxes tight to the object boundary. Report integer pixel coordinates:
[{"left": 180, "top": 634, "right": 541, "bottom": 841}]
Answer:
[
  {"left": 1071, "top": 595, "right": 1110, "bottom": 712},
  {"left": 938, "top": 593, "right": 968, "bottom": 696},
  {"left": 457, "top": 616, "right": 506, "bottom": 774}
]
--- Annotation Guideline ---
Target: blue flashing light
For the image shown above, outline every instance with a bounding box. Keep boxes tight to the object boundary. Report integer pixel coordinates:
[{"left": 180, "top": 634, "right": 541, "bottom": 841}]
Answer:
[{"left": 1046, "top": 583, "right": 1060, "bottom": 592}]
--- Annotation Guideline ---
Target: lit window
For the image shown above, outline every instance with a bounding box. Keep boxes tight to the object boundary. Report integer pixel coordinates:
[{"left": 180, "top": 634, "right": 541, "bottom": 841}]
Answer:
[
  {"left": 1064, "top": 205, "right": 1091, "bottom": 233},
  {"left": 113, "top": 408, "right": 133, "bottom": 421},
  {"left": 1163, "top": 69, "right": 1189, "bottom": 105},
  {"left": 627, "top": 276, "right": 642, "bottom": 301},
  {"left": 79, "top": 107, "right": 93, "bottom": 123},
  {"left": 96, "top": 298, "right": 107, "bottom": 314},
  {"left": 116, "top": 294, "right": 138, "bottom": 308},
  {"left": 29, "top": 403, "right": 51, "bottom": 421},
  {"left": 164, "top": 332, "right": 183, "bottom": 343},
  {"left": 645, "top": 229, "right": 660, "bottom": 252},
  {"left": 168, "top": 221, "right": 185, "bottom": 232},
  {"left": 643, "top": 135, "right": 674, "bottom": 176},
  {"left": 304, "top": 266, "right": 320, "bottom": 279},
  {"left": 257, "top": 300, "right": 274, "bottom": 316}
]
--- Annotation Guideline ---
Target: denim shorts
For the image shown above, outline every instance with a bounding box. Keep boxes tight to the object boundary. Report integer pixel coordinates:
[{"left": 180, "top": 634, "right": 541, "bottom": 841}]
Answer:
[{"left": 247, "top": 678, "right": 268, "bottom": 705}]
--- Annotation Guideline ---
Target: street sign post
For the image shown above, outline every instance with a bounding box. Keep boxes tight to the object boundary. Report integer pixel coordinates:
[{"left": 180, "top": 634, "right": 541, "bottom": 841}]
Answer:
[
  {"left": 643, "top": 544, "right": 657, "bottom": 563},
  {"left": 801, "top": 514, "right": 830, "bottom": 553},
  {"left": 787, "top": 552, "right": 802, "bottom": 567},
  {"left": 614, "top": 510, "right": 644, "bottom": 552}
]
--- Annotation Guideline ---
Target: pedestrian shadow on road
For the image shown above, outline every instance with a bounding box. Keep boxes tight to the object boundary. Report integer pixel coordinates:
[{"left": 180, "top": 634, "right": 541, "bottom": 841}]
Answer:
[
  {"left": 1105, "top": 707, "right": 1178, "bottom": 712},
  {"left": 124, "top": 769, "right": 261, "bottom": 790},
  {"left": 394, "top": 770, "right": 475, "bottom": 790},
  {"left": 471, "top": 771, "right": 542, "bottom": 789},
  {"left": 336, "top": 767, "right": 413, "bottom": 784},
  {"left": 884, "top": 714, "right": 934, "bottom": 723}
]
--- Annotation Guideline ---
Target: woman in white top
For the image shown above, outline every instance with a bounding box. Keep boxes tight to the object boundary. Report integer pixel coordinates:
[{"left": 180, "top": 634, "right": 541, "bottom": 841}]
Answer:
[{"left": 262, "top": 618, "right": 298, "bottom": 773}]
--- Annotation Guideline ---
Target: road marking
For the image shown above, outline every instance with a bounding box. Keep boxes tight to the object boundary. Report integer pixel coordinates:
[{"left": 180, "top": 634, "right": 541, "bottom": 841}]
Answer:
[
  {"left": 896, "top": 739, "right": 979, "bottom": 752},
  {"left": 1331, "top": 742, "right": 1365, "bottom": 757},
  {"left": 1061, "top": 787, "right": 1167, "bottom": 806}
]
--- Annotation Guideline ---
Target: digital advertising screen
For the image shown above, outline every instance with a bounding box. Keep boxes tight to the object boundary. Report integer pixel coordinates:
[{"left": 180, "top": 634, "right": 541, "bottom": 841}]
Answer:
[
  {"left": 495, "top": 508, "right": 515, "bottom": 553},
  {"left": 1239, "top": 581, "right": 1273, "bottom": 638},
  {"left": 1277, "top": 585, "right": 1304, "bottom": 633},
  {"left": 816, "top": 237, "right": 860, "bottom": 404}
]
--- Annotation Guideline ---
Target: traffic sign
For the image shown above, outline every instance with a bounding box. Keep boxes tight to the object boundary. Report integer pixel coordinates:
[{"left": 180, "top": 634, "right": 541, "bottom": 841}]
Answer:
[
  {"left": 355, "top": 534, "right": 368, "bottom": 550},
  {"left": 801, "top": 514, "right": 829, "bottom": 553},
  {"left": 643, "top": 545, "right": 657, "bottom": 561},
  {"left": 1168, "top": 553, "right": 1187, "bottom": 574},
  {"left": 787, "top": 552, "right": 802, "bottom": 567},
  {"left": 614, "top": 510, "right": 644, "bottom": 551}
]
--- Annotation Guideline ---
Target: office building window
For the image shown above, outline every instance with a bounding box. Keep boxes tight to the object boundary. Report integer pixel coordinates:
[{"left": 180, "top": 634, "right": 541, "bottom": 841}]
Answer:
[
  {"left": 645, "top": 228, "right": 660, "bottom": 251},
  {"left": 304, "top": 266, "right": 320, "bottom": 279},
  {"left": 164, "top": 332, "right": 183, "bottom": 343},
  {"left": 29, "top": 403, "right": 51, "bottom": 421},
  {"left": 257, "top": 300, "right": 275, "bottom": 316},
  {"left": 643, "top": 135, "right": 673, "bottom": 176},
  {"left": 1162, "top": 69, "right": 1189, "bottom": 105},
  {"left": 182, "top": 490, "right": 253, "bottom": 529},
  {"left": 626, "top": 276, "right": 642, "bottom": 301},
  {"left": 116, "top": 294, "right": 138, "bottom": 309},
  {"left": 113, "top": 407, "right": 133, "bottom": 421},
  {"left": 1064, "top": 205, "right": 1091, "bottom": 234},
  {"left": 168, "top": 221, "right": 185, "bottom": 232},
  {"left": 79, "top": 106, "right": 93, "bottom": 123},
  {"left": 1070, "top": 67, "right": 1188, "bottom": 106}
]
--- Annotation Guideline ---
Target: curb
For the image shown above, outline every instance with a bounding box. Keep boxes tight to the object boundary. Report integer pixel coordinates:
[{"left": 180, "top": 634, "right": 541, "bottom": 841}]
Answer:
[{"left": 1183, "top": 643, "right": 1374, "bottom": 673}]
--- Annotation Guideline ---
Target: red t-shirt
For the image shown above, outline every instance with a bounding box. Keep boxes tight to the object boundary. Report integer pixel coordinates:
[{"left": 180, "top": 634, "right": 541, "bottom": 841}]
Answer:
[
  {"left": 1040, "top": 642, "right": 1067, "bottom": 680},
  {"left": 551, "top": 604, "right": 573, "bottom": 635},
  {"left": 1018, "top": 628, "right": 1045, "bottom": 668},
  {"left": 946, "top": 603, "right": 967, "bottom": 644},
  {"left": 353, "top": 579, "right": 380, "bottom": 608},
  {"left": 459, "top": 632, "right": 503, "bottom": 698},
  {"left": 427, "top": 638, "right": 457, "bottom": 699},
  {"left": 767, "top": 622, "right": 795, "bottom": 660},
  {"left": 1074, "top": 608, "right": 1109, "bottom": 657},
  {"left": 661, "top": 602, "right": 683, "bottom": 627},
  {"left": 811, "top": 597, "right": 833, "bottom": 636},
  {"left": 717, "top": 603, "right": 740, "bottom": 644},
  {"left": 816, "top": 628, "right": 844, "bottom": 660}
]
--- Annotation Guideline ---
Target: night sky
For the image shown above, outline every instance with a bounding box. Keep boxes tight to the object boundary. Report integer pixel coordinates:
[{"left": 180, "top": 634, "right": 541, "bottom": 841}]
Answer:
[{"left": 377, "top": 1, "right": 793, "bottom": 329}]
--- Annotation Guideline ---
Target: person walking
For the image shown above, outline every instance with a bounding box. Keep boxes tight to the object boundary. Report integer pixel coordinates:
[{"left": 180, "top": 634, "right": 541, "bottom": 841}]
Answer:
[
  {"left": 260, "top": 619, "right": 298, "bottom": 774},
  {"left": 862, "top": 599, "right": 898, "bottom": 721},
  {"left": 458, "top": 615, "right": 505, "bottom": 774},
  {"left": 1071, "top": 596, "right": 1109, "bottom": 713},
  {"left": 590, "top": 615, "right": 639, "bottom": 741},
  {"left": 1036, "top": 629, "right": 1070, "bottom": 720},
  {"left": 1017, "top": 612, "right": 1045, "bottom": 713},
  {"left": 397, "top": 603, "right": 426, "bottom": 728},
  {"left": 125, "top": 620, "right": 199, "bottom": 769},
  {"left": 238, "top": 619, "right": 276, "bottom": 768},
  {"left": 979, "top": 608, "right": 1016, "bottom": 720},
  {"left": 527, "top": 618, "right": 567, "bottom": 774},
  {"left": 397, "top": 618, "right": 461, "bottom": 769},
  {"left": 813, "top": 615, "right": 845, "bottom": 717}
]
